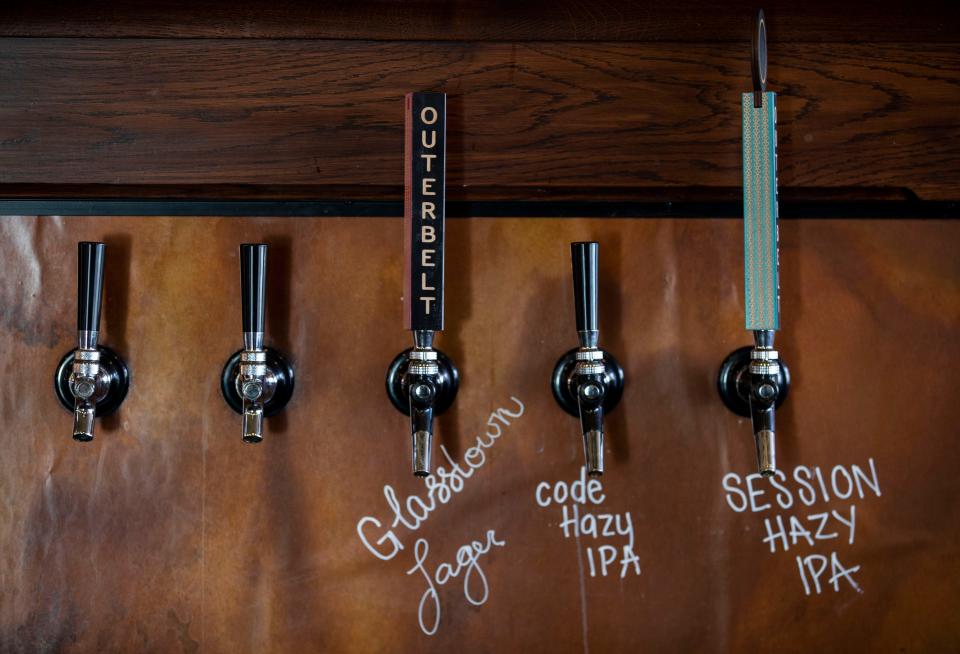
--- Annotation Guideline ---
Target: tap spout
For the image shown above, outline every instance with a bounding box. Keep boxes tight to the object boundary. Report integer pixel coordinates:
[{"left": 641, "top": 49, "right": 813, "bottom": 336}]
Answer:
[
  {"left": 236, "top": 349, "right": 276, "bottom": 443},
  {"left": 386, "top": 329, "right": 458, "bottom": 478},
  {"left": 406, "top": 353, "right": 439, "bottom": 476},
  {"left": 72, "top": 399, "right": 97, "bottom": 442},
  {"left": 68, "top": 347, "right": 107, "bottom": 442},
  {"left": 573, "top": 353, "right": 608, "bottom": 476},
  {"left": 749, "top": 329, "right": 780, "bottom": 476},
  {"left": 241, "top": 398, "right": 265, "bottom": 444}
]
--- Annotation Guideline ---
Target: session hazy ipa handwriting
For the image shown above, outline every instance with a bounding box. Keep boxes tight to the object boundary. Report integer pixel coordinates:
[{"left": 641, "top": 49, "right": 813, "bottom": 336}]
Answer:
[{"left": 722, "top": 458, "right": 881, "bottom": 596}]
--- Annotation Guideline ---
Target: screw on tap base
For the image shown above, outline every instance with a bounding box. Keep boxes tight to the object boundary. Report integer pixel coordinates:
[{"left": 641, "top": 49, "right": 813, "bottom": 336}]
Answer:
[
  {"left": 220, "top": 347, "right": 295, "bottom": 417},
  {"left": 716, "top": 345, "right": 791, "bottom": 418},
  {"left": 54, "top": 345, "right": 130, "bottom": 419},
  {"left": 385, "top": 348, "right": 459, "bottom": 417},
  {"left": 551, "top": 347, "right": 624, "bottom": 419}
]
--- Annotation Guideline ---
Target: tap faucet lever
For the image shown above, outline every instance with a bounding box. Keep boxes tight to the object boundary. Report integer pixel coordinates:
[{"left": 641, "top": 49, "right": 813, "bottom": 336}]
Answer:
[
  {"left": 386, "top": 91, "right": 459, "bottom": 477},
  {"left": 552, "top": 242, "right": 624, "bottom": 476},
  {"left": 221, "top": 243, "right": 294, "bottom": 443},
  {"left": 572, "top": 241, "right": 600, "bottom": 348},
  {"left": 241, "top": 242, "right": 268, "bottom": 350},
  {"left": 54, "top": 242, "right": 130, "bottom": 441}
]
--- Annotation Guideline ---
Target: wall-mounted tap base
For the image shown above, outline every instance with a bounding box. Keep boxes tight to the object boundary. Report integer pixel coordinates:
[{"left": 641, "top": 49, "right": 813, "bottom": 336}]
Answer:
[
  {"left": 385, "top": 349, "right": 459, "bottom": 416},
  {"left": 221, "top": 348, "right": 295, "bottom": 417},
  {"left": 551, "top": 348, "right": 625, "bottom": 418},
  {"left": 717, "top": 345, "right": 791, "bottom": 417},
  {"left": 54, "top": 346, "right": 130, "bottom": 416}
]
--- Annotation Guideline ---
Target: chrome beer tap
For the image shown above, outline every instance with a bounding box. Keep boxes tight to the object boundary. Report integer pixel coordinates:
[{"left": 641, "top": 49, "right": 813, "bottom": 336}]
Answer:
[
  {"left": 54, "top": 242, "right": 130, "bottom": 441},
  {"left": 551, "top": 242, "right": 624, "bottom": 476},
  {"left": 386, "top": 91, "right": 459, "bottom": 476},
  {"left": 220, "top": 244, "right": 294, "bottom": 442},
  {"left": 717, "top": 10, "right": 791, "bottom": 476},
  {"left": 389, "top": 327, "right": 458, "bottom": 476}
]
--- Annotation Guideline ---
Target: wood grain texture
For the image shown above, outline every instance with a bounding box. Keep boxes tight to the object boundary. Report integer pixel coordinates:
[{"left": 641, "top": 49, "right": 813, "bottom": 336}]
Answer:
[
  {"left": 2, "top": 0, "right": 958, "bottom": 41},
  {"left": 0, "top": 215, "right": 957, "bottom": 653},
  {"left": 1, "top": 40, "right": 958, "bottom": 200}
]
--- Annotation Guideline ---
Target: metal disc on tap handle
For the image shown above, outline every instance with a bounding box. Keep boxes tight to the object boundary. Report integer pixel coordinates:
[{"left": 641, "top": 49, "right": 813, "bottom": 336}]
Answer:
[
  {"left": 716, "top": 345, "right": 790, "bottom": 418},
  {"left": 385, "top": 348, "right": 459, "bottom": 416},
  {"left": 551, "top": 348, "right": 625, "bottom": 418},
  {"left": 54, "top": 345, "right": 130, "bottom": 417},
  {"left": 220, "top": 347, "right": 295, "bottom": 417}
]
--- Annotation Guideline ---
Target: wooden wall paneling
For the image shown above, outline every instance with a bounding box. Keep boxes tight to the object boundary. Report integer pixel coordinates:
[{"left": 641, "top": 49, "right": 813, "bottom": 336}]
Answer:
[
  {"left": 0, "top": 40, "right": 958, "bottom": 200},
  {"left": 0, "top": 215, "right": 957, "bottom": 652}
]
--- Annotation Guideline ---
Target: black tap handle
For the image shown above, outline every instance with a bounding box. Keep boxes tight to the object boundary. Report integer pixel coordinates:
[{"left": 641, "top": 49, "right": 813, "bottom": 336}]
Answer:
[
  {"left": 77, "top": 242, "right": 105, "bottom": 336},
  {"left": 240, "top": 243, "right": 268, "bottom": 334},
  {"left": 571, "top": 242, "right": 599, "bottom": 335},
  {"left": 403, "top": 91, "right": 446, "bottom": 332}
]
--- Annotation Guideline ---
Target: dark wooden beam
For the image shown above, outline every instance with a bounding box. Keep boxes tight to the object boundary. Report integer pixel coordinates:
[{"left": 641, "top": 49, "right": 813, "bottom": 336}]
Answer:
[
  {"left": 1, "top": 39, "right": 957, "bottom": 199},
  {"left": 1, "top": 0, "right": 958, "bottom": 42}
]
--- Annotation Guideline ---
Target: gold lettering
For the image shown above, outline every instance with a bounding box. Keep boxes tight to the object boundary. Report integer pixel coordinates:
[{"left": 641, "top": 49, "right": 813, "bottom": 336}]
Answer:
[
  {"left": 421, "top": 130, "right": 436, "bottom": 149},
  {"left": 420, "top": 106, "right": 438, "bottom": 125}
]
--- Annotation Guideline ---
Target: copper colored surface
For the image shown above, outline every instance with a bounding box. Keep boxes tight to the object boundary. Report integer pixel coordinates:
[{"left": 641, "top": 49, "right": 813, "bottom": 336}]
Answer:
[{"left": 0, "top": 216, "right": 958, "bottom": 652}]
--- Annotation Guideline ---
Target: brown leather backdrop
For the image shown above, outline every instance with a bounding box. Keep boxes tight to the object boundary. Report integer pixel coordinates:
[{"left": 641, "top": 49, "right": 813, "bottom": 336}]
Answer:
[
  {"left": 0, "top": 215, "right": 957, "bottom": 652},
  {"left": 2, "top": 1, "right": 960, "bottom": 651}
]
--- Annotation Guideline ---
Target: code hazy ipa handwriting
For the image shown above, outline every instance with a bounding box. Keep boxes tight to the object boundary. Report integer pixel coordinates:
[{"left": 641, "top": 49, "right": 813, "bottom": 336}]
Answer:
[
  {"left": 356, "top": 398, "right": 525, "bottom": 635},
  {"left": 535, "top": 466, "right": 641, "bottom": 578}
]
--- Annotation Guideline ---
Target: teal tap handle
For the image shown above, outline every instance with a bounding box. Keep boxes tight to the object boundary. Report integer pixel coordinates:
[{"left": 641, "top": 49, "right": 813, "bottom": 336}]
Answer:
[{"left": 742, "top": 91, "right": 780, "bottom": 331}]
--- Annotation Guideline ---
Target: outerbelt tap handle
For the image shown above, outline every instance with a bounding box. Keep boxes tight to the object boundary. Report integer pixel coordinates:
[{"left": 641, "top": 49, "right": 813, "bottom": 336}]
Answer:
[
  {"left": 77, "top": 242, "right": 106, "bottom": 348},
  {"left": 240, "top": 244, "right": 268, "bottom": 349},
  {"left": 404, "top": 91, "right": 446, "bottom": 333},
  {"left": 571, "top": 242, "right": 599, "bottom": 348}
]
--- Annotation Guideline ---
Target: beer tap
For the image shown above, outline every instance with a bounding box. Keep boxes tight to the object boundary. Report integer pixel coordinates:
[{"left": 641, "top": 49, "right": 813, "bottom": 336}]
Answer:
[
  {"left": 718, "top": 330, "right": 790, "bottom": 476},
  {"left": 717, "top": 9, "right": 791, "bottom": 476},
  {"left": 385, "top": 91, "right": 459, "bottom": 477},
  {"left": 54, "top": 242, "right": 130, "bottom": 441},
  {"left": 551, "top": 242, "right": 624, "bottom": 476},
  {"left": 220, "top": 244, "right": 295, "bottom": 443}
]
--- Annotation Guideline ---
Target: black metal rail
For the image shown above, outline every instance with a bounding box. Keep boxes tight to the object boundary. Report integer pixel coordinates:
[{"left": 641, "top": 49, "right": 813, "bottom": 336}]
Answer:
[{"left": 0, "top": 199, "right": 956, "bottom": 219}]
